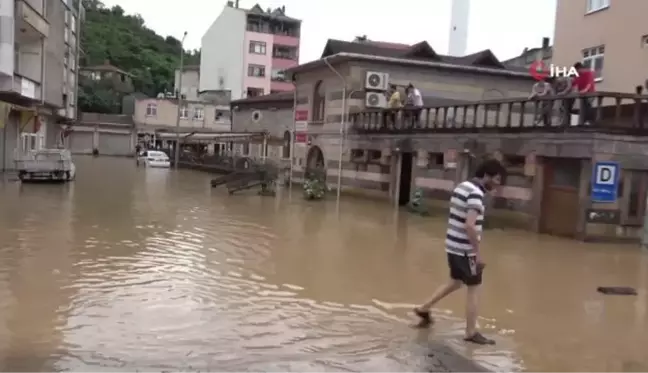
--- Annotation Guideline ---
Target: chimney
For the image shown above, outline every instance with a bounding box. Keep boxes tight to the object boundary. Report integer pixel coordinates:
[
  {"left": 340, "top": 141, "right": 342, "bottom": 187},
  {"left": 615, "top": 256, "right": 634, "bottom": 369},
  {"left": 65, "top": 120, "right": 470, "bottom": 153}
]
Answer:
[
  {"left": 226, "top": 0, "right": 233, "bottom": 6},
  {"left": 542, "top": 37, "right": 550, "bottom": 49},
  {"left": 235, "top": 0, "right": 239, "bottom": 8}
]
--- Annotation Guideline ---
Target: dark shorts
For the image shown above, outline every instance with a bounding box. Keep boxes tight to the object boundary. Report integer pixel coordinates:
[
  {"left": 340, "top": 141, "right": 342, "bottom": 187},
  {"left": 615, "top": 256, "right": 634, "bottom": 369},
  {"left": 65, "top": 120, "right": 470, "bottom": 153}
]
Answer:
[{"left": 447, "top": 252, "right": 483, "bottom": 286}]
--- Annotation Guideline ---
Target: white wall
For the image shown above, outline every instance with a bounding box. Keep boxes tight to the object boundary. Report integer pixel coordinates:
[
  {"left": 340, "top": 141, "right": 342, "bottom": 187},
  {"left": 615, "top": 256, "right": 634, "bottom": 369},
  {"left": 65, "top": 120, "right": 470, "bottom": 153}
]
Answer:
[{"left": 200, "top": 5, "right": 246, "bottom": 99}]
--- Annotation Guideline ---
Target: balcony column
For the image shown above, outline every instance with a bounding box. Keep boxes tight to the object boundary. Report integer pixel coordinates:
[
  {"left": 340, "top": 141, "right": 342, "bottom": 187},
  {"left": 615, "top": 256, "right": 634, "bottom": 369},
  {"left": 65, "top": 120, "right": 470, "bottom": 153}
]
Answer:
[
  {"left": 413, "top": 149, "right": 428, "bottom": 194},
  {"left": 0, "top": 0, "right": 14, "bottom": 77}
]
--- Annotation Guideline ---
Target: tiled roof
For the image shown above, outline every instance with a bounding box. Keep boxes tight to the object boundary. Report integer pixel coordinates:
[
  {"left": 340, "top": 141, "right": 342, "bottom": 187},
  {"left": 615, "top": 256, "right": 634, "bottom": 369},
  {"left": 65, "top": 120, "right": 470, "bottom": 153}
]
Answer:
[
  {"left": 320, "top": 39, "right": 507, "bottom": 69},
  {"left": 230, "top": 91, "right": 293, "bottom": 105}
]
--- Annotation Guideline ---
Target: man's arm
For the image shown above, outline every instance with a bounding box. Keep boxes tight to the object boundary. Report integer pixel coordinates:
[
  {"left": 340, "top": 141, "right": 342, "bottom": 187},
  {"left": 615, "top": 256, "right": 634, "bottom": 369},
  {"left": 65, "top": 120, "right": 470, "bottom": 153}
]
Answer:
[{"left": 465, "top": 209, "right": 481, "bottom": 259}]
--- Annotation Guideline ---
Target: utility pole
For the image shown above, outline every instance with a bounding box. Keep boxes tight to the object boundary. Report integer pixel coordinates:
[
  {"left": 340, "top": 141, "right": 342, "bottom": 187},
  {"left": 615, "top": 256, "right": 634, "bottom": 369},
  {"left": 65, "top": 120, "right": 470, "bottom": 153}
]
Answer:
[{"left": 174, "top": 31, "right": 188, "bottom": 169}]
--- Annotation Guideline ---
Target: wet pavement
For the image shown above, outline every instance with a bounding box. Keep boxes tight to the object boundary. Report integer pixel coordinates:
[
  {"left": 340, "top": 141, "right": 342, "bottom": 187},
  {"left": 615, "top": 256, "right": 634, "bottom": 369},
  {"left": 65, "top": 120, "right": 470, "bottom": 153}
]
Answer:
[{"left": 0, "top": 156, "right": 647, "bottom": 371}]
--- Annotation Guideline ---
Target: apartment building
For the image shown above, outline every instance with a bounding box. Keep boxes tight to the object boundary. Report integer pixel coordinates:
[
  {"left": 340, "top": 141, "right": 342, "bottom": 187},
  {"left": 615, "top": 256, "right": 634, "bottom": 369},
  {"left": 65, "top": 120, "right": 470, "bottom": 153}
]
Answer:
[
  {"left": 0, "top": 0, "right": 83, "bottom": 171},
  {"left": 200, "top": 1, "right": 300, "bottom": 100},
  {"left": 552, "top": 0, "right": 648, "bottom": 92}
]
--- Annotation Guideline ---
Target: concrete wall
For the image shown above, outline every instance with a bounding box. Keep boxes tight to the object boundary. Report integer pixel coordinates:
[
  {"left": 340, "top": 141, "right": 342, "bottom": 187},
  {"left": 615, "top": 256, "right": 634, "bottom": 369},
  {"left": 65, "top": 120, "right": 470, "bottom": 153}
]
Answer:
[
  {"left": 232, "top": 107, "right": 292, "bottom": 139},
  {"left": 133, "top": 98, "right": 230, "bottom": 132},
  {"left": 43, "top": 0, "right": 65, "bottom": 108},
  {"left": 174, "top": 68, "right": 200, "bottom": 101},
  {"left": 200, "top": 5, "right": 246, "bottom": 99}
]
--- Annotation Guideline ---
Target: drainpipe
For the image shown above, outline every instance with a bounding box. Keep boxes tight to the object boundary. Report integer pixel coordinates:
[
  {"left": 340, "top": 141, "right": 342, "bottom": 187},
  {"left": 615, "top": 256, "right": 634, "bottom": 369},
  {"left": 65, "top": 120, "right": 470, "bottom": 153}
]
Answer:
[
  {"left": 323, "top": 56, "right": 346, "bottom": 206},
  {"left": 289, "top": 87, "right": 296, "bottom": 194}
]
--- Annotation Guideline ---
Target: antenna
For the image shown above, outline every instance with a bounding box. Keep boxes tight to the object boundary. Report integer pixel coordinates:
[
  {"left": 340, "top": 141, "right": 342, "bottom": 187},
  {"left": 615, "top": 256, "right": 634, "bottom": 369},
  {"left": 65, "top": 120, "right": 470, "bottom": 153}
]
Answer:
[{"left": 448, "top": 0, "right": 470, "bottom": 57}]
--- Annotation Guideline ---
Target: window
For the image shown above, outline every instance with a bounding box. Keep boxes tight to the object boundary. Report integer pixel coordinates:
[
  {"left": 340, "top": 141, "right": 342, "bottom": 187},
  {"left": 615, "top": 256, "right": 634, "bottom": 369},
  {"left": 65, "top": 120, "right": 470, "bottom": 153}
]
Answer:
[
  {"left": 64, "top": 30, "right": 69, "bottom": 44},
  {"left": 180, "top": 105, "right": 189, "bottom": 119},
  {"left": 582, "top": 46, "right": 604, "bottom": 80},
  {"left": 193, "top": 107, "right": 204, "bottom": 120},
  {"left": 71, "top": 15, "right": 77, "bottom": 33},
  {"left": 642, "top": 34, "right": 648, "bottom": 48},
  {"left": 246, "top": 87, "right": 264, "bottom": 97},
  {"left": 271, "top": 68, "right": 285, "bottom": 81},
  {"left": 312, "top": 80, "right": 325, "bottom": 122},
  {"left": 146, "top": 102, "right": 157, "bottom": 116},
  {"left": 214, "top": 110, "right": 226, "bottom": 121},
  {"left": 586, "top": 0, "right": 609, "bottom": 13},
  {"left": 249, "top": 41, "right": 266, "bottom": 54},
  {"left": 247, "top": 64, "right": 265, "bottom": 77},
  {"left": 273, "top": 45, "right": 297, "bottom": 60}
]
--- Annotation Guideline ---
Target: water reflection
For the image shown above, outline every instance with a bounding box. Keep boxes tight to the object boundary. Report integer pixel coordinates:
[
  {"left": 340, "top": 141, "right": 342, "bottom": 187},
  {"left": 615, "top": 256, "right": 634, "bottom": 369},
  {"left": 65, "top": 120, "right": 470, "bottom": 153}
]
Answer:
[{"left": 0, "top": 156, "right": 646, "bottom": 371}]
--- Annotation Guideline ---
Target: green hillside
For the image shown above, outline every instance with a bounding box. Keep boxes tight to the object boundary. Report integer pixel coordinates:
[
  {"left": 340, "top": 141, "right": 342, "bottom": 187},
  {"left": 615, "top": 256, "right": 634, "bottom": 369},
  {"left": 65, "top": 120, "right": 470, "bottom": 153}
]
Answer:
[{"left": 79, "top": 0, "right": 200, "bottom": 113}]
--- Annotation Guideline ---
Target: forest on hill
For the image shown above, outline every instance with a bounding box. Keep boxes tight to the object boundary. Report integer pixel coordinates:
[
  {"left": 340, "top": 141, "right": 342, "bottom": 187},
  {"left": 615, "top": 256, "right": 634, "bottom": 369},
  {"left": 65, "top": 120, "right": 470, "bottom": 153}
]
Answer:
[{"left": 79, "top": 0, "right": 200, "bottom": 113}]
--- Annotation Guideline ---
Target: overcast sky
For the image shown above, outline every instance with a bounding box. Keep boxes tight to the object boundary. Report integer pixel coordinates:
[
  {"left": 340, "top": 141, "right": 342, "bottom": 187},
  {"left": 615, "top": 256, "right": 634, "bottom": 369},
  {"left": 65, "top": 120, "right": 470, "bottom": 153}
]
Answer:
[{"left": 99, "top": 0, "right": 557, "bottom": 62}]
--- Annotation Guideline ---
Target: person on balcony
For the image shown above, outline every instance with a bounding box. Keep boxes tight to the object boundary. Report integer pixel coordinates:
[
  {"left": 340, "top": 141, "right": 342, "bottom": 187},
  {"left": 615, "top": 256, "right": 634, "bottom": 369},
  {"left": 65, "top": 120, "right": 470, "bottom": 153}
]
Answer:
[
  {"left": 529, "top": 77, "right": 555, "bottom": 125},
  {"left": 405, "top": 83, "right": 424, "bottom": 127},
  {"left": 570, "top": 62, "right": 596, "bottom": 125},
  {"left": 386, "top": 84, "right": 402, "bottom": 128}
]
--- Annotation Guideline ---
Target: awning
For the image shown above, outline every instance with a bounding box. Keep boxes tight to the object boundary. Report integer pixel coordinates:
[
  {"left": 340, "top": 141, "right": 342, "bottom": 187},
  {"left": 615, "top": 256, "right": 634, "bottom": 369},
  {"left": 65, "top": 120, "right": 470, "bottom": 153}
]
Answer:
[{"left": 156, "top": 131, "right": 265, "bottom": 142}]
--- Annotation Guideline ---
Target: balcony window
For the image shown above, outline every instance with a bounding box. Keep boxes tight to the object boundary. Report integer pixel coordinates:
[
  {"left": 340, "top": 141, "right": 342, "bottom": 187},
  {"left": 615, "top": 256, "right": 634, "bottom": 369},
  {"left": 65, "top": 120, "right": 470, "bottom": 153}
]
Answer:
[
  {"left": 180, "top": 105, "right": 189, "bottom": 119},
  {"left": 586, "top": 0, "right": 609, "bottom": 13},
  {"left": 271, "top": 68, "right": 285, "bottom": 81},
  {"left": 193, "top": 107, "right": 204, "bottom": 120},
  {"left": 582, "top": 45, "right": 604, "bottom": 80},
  {"left": 64, "top": 30, "right": 69, "bottom": 44},
  {"left": 247, "top": 64, "right": 265, "bottom": 77},
  {"left": 145, "top": 103, "right": 157, "bottom": 116},
  {"left": 71, "top": 15, "right": 77, "bottom": 33},
  {"left": 249, "top": 41, "right": 266, "bottom": 54},
  {"left": 273, "top": 45, "right": 297, "bottom": 60},
  {"left": 246, "top": 88, "right": 264, "bottom": 97},
  {"left": 270, "top": 22, "right": 299, "bottom": 37}
]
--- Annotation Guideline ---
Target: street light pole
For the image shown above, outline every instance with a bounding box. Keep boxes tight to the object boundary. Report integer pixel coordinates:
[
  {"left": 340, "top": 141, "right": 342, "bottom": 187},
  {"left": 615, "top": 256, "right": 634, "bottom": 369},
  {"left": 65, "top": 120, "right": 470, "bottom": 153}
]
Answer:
[{"left": 174, "top": 31, "right": 188, "bottom": 169}]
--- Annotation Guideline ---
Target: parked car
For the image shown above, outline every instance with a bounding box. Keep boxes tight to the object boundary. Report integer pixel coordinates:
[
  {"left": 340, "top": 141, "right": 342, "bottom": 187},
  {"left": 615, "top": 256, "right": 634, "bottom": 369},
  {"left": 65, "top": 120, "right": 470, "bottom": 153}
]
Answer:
[
  {"left": 137, "top": 150, "right": 170, "bottom": 168},
  {"left": 15, "top": 149, "right": 76, "bottom": 182}
]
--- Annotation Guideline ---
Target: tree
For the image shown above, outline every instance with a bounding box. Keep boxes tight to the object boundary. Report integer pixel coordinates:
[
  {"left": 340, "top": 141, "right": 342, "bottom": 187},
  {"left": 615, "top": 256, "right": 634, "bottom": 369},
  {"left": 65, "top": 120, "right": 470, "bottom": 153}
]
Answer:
[{"left": 79, "top": 0, "right": 200, "bottom": 113}]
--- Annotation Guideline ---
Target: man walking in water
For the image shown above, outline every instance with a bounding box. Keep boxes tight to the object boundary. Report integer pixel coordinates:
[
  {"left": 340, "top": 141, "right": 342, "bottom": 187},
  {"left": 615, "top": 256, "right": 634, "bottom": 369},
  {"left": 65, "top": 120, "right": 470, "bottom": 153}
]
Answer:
[{"left": 413, "top": 158, "right": 505, "bottom": 345}]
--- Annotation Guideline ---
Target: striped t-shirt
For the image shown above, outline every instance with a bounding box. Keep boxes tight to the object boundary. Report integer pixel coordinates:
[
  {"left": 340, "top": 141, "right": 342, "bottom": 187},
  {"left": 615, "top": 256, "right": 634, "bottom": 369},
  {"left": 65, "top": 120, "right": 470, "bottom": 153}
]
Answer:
[{"left": 445, "top": 180, "right": 486, "bottom": 257}]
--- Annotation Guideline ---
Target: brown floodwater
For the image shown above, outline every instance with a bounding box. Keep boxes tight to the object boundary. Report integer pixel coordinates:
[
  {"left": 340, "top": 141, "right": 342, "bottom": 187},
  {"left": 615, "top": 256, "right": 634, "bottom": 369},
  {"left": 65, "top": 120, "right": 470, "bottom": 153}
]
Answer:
[{"left": 0, "top": 156, "right": 647, "bottom": 372}]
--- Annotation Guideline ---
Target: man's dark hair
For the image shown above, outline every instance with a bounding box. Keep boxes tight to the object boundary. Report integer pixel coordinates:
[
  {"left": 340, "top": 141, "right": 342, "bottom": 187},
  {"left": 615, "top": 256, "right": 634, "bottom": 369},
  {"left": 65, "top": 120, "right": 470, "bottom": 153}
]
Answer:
[
  {"left": 390, "top": 84, "right": 398, "bottom": 90},
  {"left": 474, "top": 158, "right": 505, "bottom": 178},
  {"left": 573, "top": 62, "right": 583, "bottom": 69},
  {"left": 408, "top": 83, "right": 414, "bottom": 88},
  {"left": 636, "top": 85, "right": 643, "bottom": 95}
]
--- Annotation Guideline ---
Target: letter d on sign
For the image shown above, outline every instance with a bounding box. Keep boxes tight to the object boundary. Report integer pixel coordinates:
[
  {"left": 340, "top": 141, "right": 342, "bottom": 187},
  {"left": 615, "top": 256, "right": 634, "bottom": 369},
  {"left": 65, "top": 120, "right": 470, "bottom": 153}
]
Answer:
[{"left": 596, "top": 165, "right": 615, "bottom": 185}]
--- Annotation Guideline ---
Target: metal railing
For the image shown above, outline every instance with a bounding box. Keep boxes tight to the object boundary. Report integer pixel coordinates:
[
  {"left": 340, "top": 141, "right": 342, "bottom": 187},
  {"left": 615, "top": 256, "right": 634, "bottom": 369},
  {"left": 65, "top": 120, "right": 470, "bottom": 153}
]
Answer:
[{"left": 350, "top": 92, "right": 648, "bottom": 135}]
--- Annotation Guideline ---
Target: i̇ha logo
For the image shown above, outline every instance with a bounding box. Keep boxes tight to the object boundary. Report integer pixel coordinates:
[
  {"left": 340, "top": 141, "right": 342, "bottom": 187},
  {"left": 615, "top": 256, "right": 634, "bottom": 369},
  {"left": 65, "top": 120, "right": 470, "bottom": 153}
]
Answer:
[{"left": 529, "top": 61, "right": 579, "bottom": 81}]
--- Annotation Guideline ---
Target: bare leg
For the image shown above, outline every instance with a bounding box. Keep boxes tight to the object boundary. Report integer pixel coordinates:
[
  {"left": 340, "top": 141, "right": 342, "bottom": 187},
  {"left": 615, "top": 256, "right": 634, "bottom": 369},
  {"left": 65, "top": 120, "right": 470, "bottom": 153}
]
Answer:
[
  {"left": 463, "top": 285, "right": 494, "bottom": 344},
  {"left": 418, "top": 279, "right": 462, "bottom": 311},
  {"left": 465, "top": 284, "right": 480, "bottom": 337},
  {"left": 412, "top": 280, "right": 462, "bottom": 328}
]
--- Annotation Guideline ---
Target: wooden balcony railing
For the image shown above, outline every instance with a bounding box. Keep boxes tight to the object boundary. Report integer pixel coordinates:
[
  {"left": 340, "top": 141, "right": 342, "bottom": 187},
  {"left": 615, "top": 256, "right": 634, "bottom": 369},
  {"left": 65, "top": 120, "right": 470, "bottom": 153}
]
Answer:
[{"left": 350, "top": 92, "right": 648, "bottom": 135}]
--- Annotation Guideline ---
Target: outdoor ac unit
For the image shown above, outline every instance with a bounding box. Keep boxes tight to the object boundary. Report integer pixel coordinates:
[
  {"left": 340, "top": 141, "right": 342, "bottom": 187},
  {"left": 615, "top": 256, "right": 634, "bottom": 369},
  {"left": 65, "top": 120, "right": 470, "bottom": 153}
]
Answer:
[
  {"left": 365, "top": 92, "right": 387, "bottom": 108},
  {"left": 365, "top": 71, "right": 389, "bottom": 91}
]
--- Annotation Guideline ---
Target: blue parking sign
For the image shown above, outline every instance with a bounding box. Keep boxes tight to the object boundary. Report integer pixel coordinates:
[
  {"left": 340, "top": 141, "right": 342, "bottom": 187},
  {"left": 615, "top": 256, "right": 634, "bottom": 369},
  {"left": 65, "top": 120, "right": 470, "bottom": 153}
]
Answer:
[{"left": 591, "top": 161, "right": 619, "bottom": 203}]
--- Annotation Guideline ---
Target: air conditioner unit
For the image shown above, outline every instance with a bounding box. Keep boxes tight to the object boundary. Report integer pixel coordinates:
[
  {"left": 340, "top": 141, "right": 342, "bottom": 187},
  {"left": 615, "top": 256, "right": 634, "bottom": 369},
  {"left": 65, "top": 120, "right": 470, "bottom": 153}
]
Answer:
[
  {"left": 365, "top": 71, "right": 389, "bottom": 91},
  {"left": 365, "top": 92, "right": 387, "bottom": 108}
]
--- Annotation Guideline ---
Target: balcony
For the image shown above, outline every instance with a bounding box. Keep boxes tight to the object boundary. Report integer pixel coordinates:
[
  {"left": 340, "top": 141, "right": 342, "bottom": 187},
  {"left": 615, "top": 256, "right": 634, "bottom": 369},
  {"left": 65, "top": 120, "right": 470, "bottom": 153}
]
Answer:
[
  {"left": 15, "top": 0, "right": 49, "bottom": 40},
  {"left": 350, "top": 93, "right": 648, "bottom": 136}
]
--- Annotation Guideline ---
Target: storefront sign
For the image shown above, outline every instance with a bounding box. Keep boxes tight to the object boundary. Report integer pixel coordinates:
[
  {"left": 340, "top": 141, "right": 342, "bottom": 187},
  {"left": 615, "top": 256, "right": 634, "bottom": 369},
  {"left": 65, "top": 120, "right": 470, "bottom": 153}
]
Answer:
[
  {"left": 444, "top": 149, "right": 457, "bottom": 169},
  {"left": 295, "top": 110, "right": 308, "bottom": 121},
  {"left": 295, "top": 132, "right": 308, "bottom": 144},
  {"left": 295, "top": 121, "right": 308, "bottom": 132}
]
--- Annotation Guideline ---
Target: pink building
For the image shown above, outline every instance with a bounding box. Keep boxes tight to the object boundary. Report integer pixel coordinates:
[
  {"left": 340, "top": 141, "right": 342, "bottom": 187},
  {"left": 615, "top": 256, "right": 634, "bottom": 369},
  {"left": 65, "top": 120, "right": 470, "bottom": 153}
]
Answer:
[{"left": 200, "top": 2, "right": 300, "bottom": 99}]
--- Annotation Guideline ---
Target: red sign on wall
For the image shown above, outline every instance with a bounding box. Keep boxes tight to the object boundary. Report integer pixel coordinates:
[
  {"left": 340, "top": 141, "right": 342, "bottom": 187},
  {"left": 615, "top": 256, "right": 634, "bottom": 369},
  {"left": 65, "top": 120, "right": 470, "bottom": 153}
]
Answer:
[
  {"left": 294, "top": 110, "right": 308, "bottom": 121},
  {"left": 295, "top": 132, "right": 308, "bottom": 143}
]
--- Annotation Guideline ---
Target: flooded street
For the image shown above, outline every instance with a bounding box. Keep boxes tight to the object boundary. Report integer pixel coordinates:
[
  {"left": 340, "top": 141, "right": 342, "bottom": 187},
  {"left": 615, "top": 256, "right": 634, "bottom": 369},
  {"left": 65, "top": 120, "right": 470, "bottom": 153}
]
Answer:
[{"left": 0, "top": 156, "right": 647, "bottom": 372}]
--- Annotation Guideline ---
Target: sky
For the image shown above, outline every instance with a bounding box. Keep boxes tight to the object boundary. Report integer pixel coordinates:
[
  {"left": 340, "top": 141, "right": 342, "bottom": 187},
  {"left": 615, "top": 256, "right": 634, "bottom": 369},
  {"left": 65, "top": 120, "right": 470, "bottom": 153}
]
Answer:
[{"left": 99, "top": 0, "right": 557, "bottom": 63}]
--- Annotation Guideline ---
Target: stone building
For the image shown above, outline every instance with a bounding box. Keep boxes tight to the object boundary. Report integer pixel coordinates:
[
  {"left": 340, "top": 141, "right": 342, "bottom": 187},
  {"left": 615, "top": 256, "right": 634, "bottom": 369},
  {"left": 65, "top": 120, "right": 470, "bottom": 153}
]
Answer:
[{"left": 230, "top": 37, "right": 648, "bottom": 242}]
